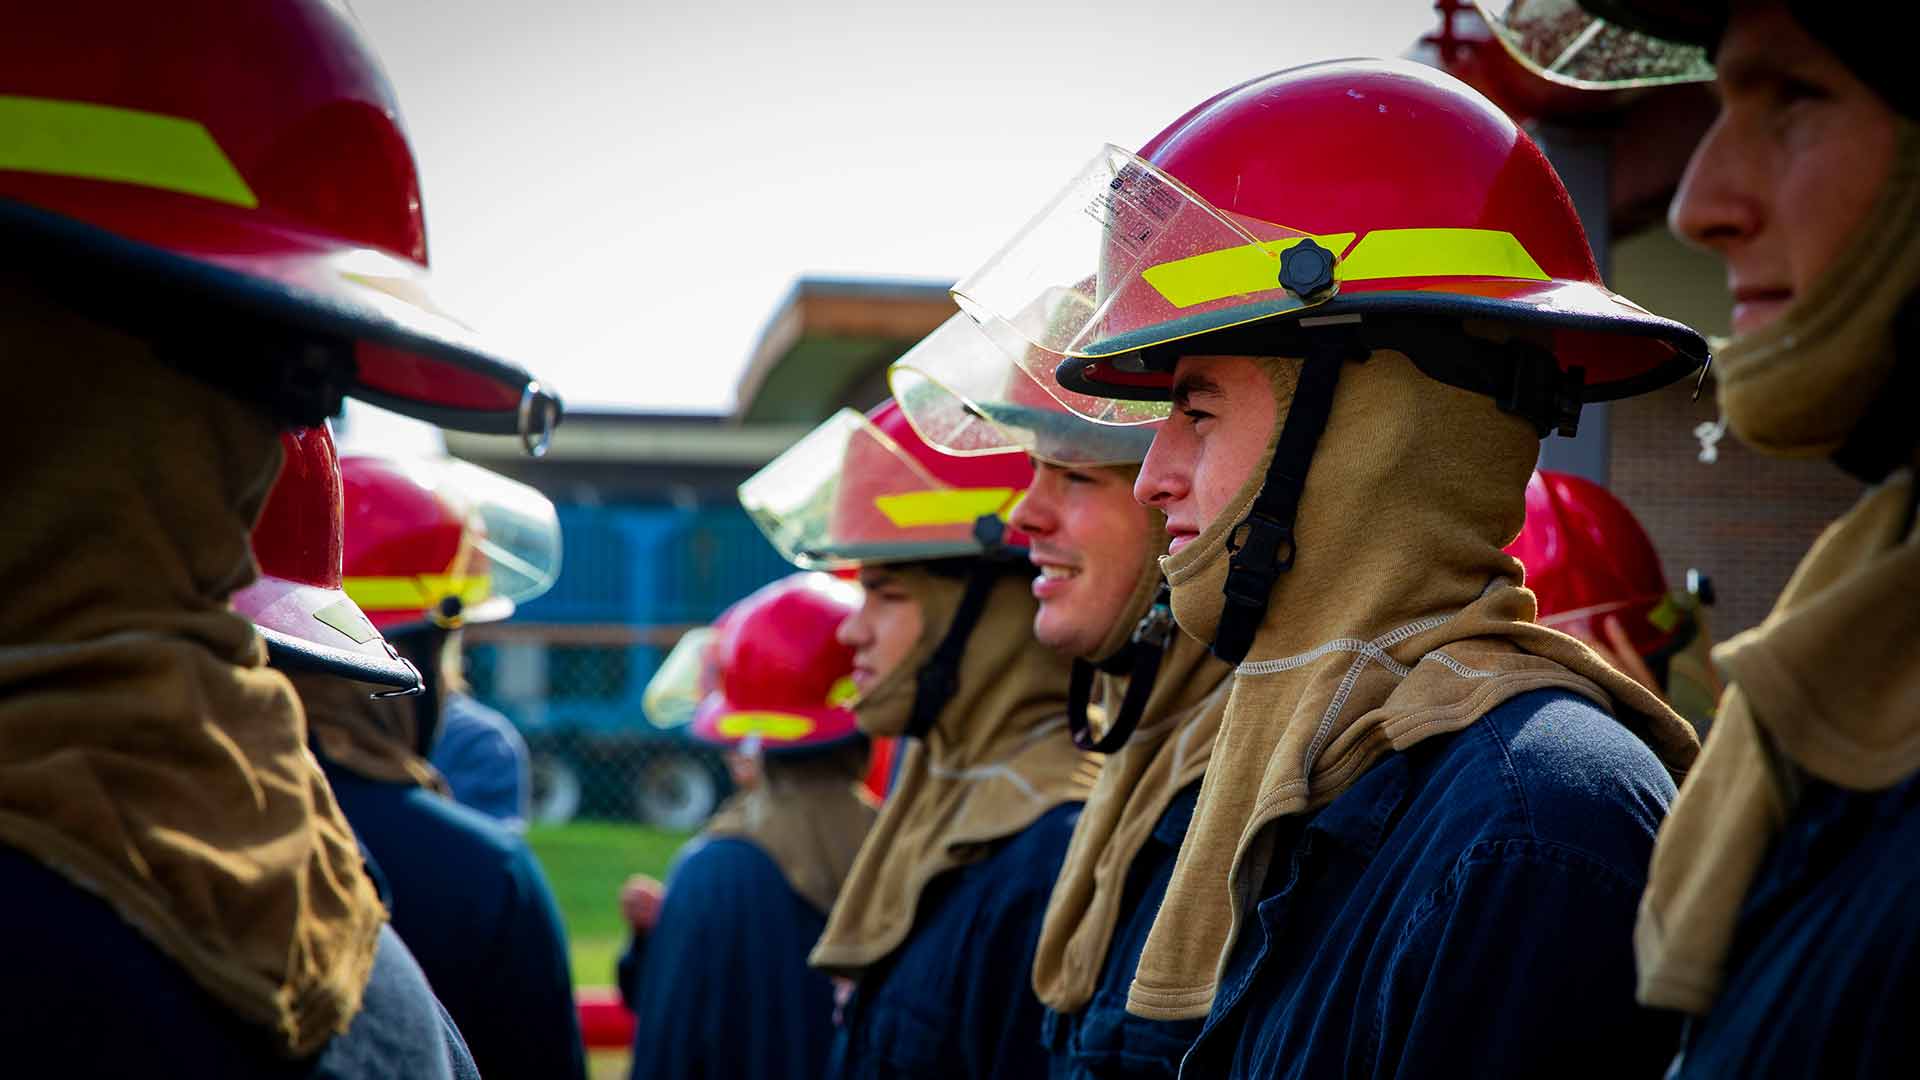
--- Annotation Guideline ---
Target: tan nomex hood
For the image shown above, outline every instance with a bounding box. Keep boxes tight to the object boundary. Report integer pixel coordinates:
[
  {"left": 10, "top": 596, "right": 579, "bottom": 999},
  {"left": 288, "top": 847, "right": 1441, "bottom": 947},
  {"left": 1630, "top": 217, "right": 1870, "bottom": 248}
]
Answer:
[
  {"left": 704, "top": 741, "right": 879, "bottom": 916},
  {"left": 810, "top": 566, "right": 1098, "bottom": 979},
  {"left": 0, "top": 289, "right": 387, "bottom": 1057}
]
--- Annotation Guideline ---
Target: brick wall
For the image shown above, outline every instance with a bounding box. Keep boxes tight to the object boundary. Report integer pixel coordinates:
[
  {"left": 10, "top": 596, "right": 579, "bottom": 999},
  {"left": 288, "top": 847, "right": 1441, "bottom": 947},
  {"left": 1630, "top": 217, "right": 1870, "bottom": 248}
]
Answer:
[{"left": 1607, "top": 376, "right": 1864, "bottom": 642}]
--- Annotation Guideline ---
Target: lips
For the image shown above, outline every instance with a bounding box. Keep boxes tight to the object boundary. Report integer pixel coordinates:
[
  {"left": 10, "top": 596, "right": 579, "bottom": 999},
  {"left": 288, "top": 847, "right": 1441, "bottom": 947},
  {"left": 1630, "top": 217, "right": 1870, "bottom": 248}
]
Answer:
[
  {"left": 1165, "top": 526, "right": 1198, "bottom": 557},
  {"left": 1030, "top": 557, "right": 1081, "bottom": 601},
  {"left": 1730, "top": 284, "right": 1793, "bottom": 334}
]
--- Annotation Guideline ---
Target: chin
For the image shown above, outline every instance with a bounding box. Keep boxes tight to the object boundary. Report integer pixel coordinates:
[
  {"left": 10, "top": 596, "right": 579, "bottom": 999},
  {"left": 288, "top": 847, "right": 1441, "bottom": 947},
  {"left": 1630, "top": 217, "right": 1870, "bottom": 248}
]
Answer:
[{"left": 1033, "top": 612, "right": 1091, "bottom": 657}]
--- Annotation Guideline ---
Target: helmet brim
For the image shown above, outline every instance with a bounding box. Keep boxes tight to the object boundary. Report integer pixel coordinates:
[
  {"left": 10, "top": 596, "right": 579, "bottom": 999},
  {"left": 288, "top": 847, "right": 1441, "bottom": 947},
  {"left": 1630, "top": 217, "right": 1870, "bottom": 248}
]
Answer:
[
  {"left": 1, "top": 197, "right": 562, "bottom": 439},
  {"left": 232, "top": 575, "right": 421, "bottom": 690},
  {"left": 1055, "top": 281, "right": 1709, "bottom": 405}
]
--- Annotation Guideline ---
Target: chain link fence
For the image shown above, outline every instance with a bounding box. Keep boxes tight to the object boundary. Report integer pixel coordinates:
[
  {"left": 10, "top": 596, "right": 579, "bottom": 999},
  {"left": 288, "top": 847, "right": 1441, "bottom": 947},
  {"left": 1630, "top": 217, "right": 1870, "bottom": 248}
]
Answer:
[{"left": 465, "top": 624, "right": 734, "bottom": 830}]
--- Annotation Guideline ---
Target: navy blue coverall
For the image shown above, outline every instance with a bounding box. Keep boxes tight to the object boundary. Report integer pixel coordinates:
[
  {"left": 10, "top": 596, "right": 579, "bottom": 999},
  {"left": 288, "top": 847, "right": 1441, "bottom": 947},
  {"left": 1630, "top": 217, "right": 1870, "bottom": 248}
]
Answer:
[
  {"left": 0, "top": 846, "right": 480, "bottom": 1079},
  {"left": 319, "top": 755, "right": 585, "bottom": 1080},
  {"left": 1179, "top": 689, "right": 1682, "bottom": 1079},
  {"left": 830, "top": 801, "right": 1082, "bottom": 1080},
  {"left": 620, "top": 836, "right": 840, "bottom": 1079},
  {"left": 1041, "top": 784, "right": 1205, "bottom": 1079}
]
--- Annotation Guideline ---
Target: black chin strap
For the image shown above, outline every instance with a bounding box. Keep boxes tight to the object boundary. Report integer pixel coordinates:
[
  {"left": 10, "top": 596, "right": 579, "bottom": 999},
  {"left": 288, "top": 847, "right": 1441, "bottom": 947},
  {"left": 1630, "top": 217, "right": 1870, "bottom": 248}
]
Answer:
[
  {"left": 905, "top": 516, "right": 1027, "bottom": 740},
  {"left": 1066, "top": 585, "right": 1175, "bottom": 752},
  {"left": 1211, "top": 345, "right": 1355, "bottom": 667}
]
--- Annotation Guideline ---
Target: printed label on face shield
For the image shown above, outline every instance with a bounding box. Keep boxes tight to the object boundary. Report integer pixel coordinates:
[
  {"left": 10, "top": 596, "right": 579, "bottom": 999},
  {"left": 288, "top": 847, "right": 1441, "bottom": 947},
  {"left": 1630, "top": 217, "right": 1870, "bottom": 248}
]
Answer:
[{"left": 1084, "top": 164, "right": 1183, "bottom": 256}]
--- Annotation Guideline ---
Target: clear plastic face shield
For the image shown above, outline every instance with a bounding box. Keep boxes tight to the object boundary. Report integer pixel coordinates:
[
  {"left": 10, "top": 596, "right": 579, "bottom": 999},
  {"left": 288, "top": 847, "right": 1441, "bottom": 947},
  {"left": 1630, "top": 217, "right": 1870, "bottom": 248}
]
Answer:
[
  {"left": 1470, "top": 1, "right": 1713, "bottom": 87},
  {"left": 643, "top": 626, "right": 716, "bottom": 730},
  {"left": 432, "top": 459, "right": 565, "bottom": 615},
  {"left": 739, "top": 408, "right": 1024, "bottom": 570},
  {"left": 889, "top": 312, "right": 1162, "bottom": 467},
  {"left": 951, "top": 144, "right": 1336, "bottom": 375}
]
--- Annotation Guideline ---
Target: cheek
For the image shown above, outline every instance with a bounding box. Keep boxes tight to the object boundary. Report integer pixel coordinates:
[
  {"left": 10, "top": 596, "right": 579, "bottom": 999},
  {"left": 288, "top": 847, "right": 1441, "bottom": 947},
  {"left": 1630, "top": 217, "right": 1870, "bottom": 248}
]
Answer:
[{"left": 1783, "top": 112, "right": 1899, "bottom": 290}]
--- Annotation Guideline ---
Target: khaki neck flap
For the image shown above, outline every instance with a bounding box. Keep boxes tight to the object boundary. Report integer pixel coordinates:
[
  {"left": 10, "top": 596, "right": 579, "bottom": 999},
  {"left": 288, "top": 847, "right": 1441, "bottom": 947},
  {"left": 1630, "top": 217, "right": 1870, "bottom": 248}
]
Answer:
[
  {"left": 0, "top": 298, "right": 387, "bottom": 1058},
  {"left": 810, "top": 570, "right": 1098, "bottom": 978},
  {"left": 291, "top": 671, "right": 450, "bottom": 796},
  {"left": 703, "top": 742, "right": 879, "bottom": 914},
  {"left": 1126, "top": 352, "right": 1699, "bottom": 1021},
  {"left": 1636, "top": 463, "right": 1920, "bottom": 1014},
  {"left": 1715, "top": 122, "right": 1920, "bottom": 461},
  {"left": 1033, "top": 622, "right": 1232, "bottom": 1013}
]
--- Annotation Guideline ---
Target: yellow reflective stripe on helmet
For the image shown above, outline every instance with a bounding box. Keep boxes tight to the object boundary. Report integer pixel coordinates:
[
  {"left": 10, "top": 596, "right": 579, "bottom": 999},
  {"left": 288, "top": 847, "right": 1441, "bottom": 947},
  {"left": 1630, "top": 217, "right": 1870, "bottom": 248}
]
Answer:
[
  {"left": 1337, "top": 228, "right": 1547, "bottom": 284},
  {"left": 716, "top": 712, "right": 817, "bottom": 740},
  {"left": 1141, "top": 233, "right": 1355, "bottom": 309},
  {"left": 873, "top": 487, "right": 1017, "bottom": 528},
  {"left": 343, "top": 574, "right": 493, "bottom": 613},
  {"left": 1141, "top": 228, "right": 1548, "bottom": 309},
  {"left": 826, "top": 675, "right": 859, "bottom": 707},
  {"left": 0, "top": 95, "right": 257, "bottom": 209}
]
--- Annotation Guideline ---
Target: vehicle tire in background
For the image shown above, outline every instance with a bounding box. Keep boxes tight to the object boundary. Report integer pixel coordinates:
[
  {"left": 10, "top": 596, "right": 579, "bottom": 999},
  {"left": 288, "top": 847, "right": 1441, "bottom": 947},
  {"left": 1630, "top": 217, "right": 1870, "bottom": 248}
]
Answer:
[
  {"left": 632, "top": 750, "right": 722, "bottom": 830},
  {"left": 529, "top": 746, "right": 585, "bottom": 824}
]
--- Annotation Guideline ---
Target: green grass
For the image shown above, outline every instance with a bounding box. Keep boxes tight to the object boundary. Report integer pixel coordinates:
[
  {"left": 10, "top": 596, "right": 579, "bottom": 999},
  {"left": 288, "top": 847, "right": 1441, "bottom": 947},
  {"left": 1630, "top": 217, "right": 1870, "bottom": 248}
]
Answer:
[{"left": 526, "top": 820, "right": 694, "bottom": 989}]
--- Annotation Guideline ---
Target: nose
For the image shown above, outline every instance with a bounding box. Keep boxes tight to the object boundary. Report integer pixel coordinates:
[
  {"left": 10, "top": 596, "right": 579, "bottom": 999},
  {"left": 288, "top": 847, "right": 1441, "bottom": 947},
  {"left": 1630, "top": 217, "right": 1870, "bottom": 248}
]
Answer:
[
  {"left": 1008, "top": 474, "right": 1057, "bottom": 538},
  {"left": 1134, "top": 427, "right": 1188, "bottom": 509},
  {"left": 836, "top": 607, "right": 870, "bottom": 650},
  {"left": 1669, "top": 112, "right": 1761, "bottom": 256}
]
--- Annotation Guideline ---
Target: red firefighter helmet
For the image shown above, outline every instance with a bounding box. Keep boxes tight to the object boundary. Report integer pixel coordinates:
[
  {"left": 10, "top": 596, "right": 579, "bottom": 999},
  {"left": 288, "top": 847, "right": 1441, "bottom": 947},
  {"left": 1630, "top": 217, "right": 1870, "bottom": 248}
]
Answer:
[
  {"left": 0, "top": 0, "right": 560, "bottom": 444},
  {"left": 340, "top": 455, "right": 562, "bottom": 635},
  {"left": 953, "top": 58, "right": 1707, "bottom": 433},
  {"left": 740, "top": 398, "right": 1035, "bottom": 569},
  {"left": 690, "top": 573, "right": 864, "bottom": 754},
  {"left": 1507, "top": 469, "right": 1691, "bottom": 660},
  {"left": 232, "top": 426, "right": 420, "bottom": 689}
]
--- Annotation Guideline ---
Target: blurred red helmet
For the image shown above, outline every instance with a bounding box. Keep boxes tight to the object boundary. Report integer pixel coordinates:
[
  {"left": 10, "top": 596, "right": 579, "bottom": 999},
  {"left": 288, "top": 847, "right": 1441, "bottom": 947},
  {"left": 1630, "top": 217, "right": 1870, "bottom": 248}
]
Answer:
[
  {"left": 1508, "top": 469, "right": 1686, "bottom": 658},
  {"left": 0, "top": 0, "right": 560, "bottom": 443},
  {"left": 233, "top": 426, "right": 420, "bottom": 690},
  {"left": 340, "top": 455, "right": 562, "bottom": 635},
  {"left": 691, "top": 574, "right": 864, "bottom": 754},
  {"left": 741, "top": 399, "right": 1035, "bottom": 569}
]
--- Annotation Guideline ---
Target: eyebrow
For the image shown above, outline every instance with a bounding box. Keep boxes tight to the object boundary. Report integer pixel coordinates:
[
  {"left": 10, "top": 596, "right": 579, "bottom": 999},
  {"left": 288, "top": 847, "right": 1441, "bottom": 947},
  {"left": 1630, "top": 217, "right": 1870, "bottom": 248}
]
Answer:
[
  {"left": 859, "top": 572, "right": 899, "bottom": 590},
  {"left": 1171, "top": 372, "right": 1224, "bottom": 409}
]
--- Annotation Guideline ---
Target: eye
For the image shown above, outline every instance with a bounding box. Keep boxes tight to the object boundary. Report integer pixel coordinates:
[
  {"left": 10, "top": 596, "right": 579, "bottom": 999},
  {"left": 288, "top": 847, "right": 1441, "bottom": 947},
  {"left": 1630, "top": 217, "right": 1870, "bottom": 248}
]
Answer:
[{"left": 1062, "top": 469, "right": 1096, "bottom": 485}]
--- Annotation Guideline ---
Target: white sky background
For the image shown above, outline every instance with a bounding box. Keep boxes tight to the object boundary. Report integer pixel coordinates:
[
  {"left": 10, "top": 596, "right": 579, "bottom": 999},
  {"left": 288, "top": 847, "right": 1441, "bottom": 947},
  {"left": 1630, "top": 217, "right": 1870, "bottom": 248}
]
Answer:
[{"left": 352, "top": 0, "right": 1437, "bottom": 414}]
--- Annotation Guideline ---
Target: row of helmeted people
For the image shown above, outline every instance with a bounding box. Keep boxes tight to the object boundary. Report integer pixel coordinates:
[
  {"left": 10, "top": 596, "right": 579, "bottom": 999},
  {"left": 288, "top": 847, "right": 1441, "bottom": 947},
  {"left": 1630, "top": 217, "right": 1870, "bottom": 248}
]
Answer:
[
  {"left": 614, "top": 9, "right": 1919, "bottom": 1078},
  {"left": 7, "top": 1, "right": 1916, "bottom": 1077},
  {"left": 0, "top": 4, "right": 588, "bottom": 1077}
]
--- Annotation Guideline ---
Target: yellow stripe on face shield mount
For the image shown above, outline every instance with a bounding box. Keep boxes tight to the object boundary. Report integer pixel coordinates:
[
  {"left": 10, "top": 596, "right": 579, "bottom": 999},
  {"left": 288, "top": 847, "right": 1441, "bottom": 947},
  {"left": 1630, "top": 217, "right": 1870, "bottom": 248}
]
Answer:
[
  {"left": 0, "top": 96, "right": 257, "bottom": 208},
  {"left": 872, "top": 487, "right": 1019, "bottom": 528},
  {"left": 1140, "top": 228, "right": 1549, "bottom": 309}
]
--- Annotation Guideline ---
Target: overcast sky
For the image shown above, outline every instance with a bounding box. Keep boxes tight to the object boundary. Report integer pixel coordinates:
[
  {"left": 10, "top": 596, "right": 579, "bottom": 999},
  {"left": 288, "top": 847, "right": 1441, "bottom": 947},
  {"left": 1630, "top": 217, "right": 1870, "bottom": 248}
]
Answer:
[{"left": 351, "top": 0, "right": 1436, "bottom": 414}]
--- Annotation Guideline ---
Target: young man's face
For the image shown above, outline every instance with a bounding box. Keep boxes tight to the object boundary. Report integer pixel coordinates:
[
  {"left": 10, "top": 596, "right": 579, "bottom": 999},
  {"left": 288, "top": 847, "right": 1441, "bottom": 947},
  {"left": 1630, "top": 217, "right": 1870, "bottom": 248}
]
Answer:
[
  {"left": 1669, "top": 1, "right": 1900, "bottom": 336},
  {"left": 838, "top": 566, "right": 926, "bottom": 695},
  {"left": 1134, "top": 356, "right": 1278, "bottom": 556},
  {"left": 1008, "top": 459, "right": 1154, "bottom": 657}
]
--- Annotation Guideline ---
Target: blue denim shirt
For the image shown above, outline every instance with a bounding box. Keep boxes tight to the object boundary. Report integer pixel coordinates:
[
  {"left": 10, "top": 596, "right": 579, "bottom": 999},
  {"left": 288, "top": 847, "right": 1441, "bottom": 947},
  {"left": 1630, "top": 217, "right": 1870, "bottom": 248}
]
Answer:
[
  {"left": 831, "top": 802, "right": 1082, "bottom": 1079},
  {"left": 1674, "top": 769, "right": 1920, "bottom": 1077},
  {"left": 1181, "top": 689, "right": 1681, "bottom": 1079},
  {"left": 1042, "top": 782, "right": 1205, "bottom": 1079}
]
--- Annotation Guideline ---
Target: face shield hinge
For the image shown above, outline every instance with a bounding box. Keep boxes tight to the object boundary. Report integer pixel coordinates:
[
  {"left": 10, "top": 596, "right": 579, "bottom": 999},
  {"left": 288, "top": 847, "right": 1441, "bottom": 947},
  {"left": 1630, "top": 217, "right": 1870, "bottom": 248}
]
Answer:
[{"left": 1278, "top": 238, "right": 1338, "bottom": 301}]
